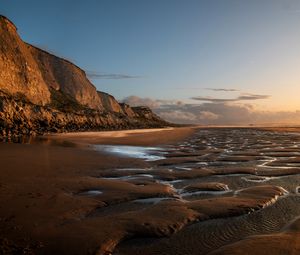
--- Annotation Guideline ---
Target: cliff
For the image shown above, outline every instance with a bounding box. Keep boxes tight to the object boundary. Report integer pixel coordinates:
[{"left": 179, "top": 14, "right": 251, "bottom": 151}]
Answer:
[
  {"left": 0, "top": 15, "right": 51, "bottom": 105},
  {"left": 97, "top": 91, "right": 123, "bottom": 113},
  {"left": 0, "top": 15, "right": 170, "bottom": 138},
  {"left": 30, "top": 45, "right": 103, "bottom": 110}
]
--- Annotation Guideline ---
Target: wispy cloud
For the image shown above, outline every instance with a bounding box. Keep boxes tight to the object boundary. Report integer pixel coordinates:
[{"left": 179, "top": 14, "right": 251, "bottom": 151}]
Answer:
[
  {"left": 191, "top": 93, "right": 270, "bottom": 103},
  {"left": 238, "top": 93, "right": 270, "bottom": 100},
  {"left": 86, "top": 71, "right": 141, "bottom": 80},
  {"left": 205, "top": 88, "right": 239, "bottom": 92},
  {"left": 122, "top": 96, "right": 183, "bottom": 109},
  {"left": 191, "top": 96, "right": 236, "bottom": 103},
  {"left": 175, "top": 87, "right": 239, "bottom": 91},
  {"left": 175, "top": 87, "right": 204, "bottom": 90}
]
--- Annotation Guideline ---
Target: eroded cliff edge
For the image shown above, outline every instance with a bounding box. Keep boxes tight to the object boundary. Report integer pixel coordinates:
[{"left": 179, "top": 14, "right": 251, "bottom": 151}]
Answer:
[{"left": 0, "top": 15, "right": 170, "bottom": 138}]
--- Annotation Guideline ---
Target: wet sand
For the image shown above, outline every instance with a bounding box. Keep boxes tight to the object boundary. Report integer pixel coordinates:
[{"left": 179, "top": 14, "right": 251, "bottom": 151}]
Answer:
[
  {"left": 44, "top": 127, "right": 194, "bottom": 146},
  {"left": 1, "top": 127, "right": 300, "bottom": 254}
]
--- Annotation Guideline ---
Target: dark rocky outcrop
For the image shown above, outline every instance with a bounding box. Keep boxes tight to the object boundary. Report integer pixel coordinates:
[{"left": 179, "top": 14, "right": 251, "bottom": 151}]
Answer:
[
  {"left": 0, "top": 15, "right": 170, "bottom": 138},
  {"left": 0, "top": 89, "right": 168, "bottom": 139}
]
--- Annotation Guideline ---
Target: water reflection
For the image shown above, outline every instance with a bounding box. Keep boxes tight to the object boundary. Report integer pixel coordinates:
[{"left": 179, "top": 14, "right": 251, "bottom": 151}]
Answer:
[
  {"left": 1, "top": 135, "right": 78, "bottom": 148},
  {"left": 93, "top": 145, "right": 166, "bottom": 161}
]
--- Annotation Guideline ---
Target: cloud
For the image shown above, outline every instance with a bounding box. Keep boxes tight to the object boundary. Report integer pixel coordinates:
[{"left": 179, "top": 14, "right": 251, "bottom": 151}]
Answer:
[
  {"left": 174, "top": 87, "right": 239, "bottom": 91},
  {"left": 198, "top": 111, "right": 219, "bottom": 120},
  {"left": 122, "top": 95, "right": 300, "bottom": 125},
  {"left": 237, "top": 93, "right": 270, "bottom": 100},
  {"left": 122, "top": 96, "right": 161, "bottom": 108},
  {"left": 122, "top": 96, "right": 183, "bottom": 109},
  {"left": 156, "top": 102, "right": 300, "bottom": 125},
  {"left": 154, "top": 102, "right": 253, "bottom": 124},
  {"left": 191, "top": 96, "right": 236, "bottom": 103},
  {"left": 175, "top": 87, "right": 204, "bottom": 90},
  {"left": 159, "top": 110, "right": 198, "bottom": 122},
  {"left": 86, "top": 71, "right": 141, "bottom": 80},
  {"left": 192, "top": 93, "right": 270, "bottom": 103},
  {"left": 205, "top": 88, "right": 239, "bottom": 92}
]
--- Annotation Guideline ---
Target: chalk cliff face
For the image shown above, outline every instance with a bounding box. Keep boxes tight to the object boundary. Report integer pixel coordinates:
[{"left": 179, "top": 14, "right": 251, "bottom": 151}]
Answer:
[
  {"left": 97, "top": 91, "right": 123, "bottom": 113},
  {"left": 0, "top": 15, "right": 169, "bottom": 137},
  {"left": 0, "top": 16, "right": 51, "bottom": 106},
  {"left": 30, "top": 45, "right": 103, "bottom": 110},
  {"left": 0, "top": 15, "right": 103, "bottom": 109}
]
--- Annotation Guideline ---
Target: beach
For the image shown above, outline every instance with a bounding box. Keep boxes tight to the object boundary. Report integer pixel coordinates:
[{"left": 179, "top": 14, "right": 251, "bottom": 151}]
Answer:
[
  {"left": 2, "top": 2, "right": 300, "bottom": 254},
  {"left": 0, "top": 127, "right": 195, "bottom": 254},
  {"left": 1, "top": 127, "right": 300, "bottom": 255}
]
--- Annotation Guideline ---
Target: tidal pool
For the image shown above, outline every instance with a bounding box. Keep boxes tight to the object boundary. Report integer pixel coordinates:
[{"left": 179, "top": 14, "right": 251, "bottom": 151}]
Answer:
[{"left": 93, "top": 145, "right": 166, "bottom": 161}]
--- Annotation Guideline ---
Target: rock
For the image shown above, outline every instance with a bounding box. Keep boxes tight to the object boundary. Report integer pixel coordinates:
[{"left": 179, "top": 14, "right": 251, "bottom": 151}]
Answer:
[
  {"left": 97, "top": 91, "right": 124, "bottom": 114},
  {"left": 0, "top": 90, "right": 169, "bottom": 137}
]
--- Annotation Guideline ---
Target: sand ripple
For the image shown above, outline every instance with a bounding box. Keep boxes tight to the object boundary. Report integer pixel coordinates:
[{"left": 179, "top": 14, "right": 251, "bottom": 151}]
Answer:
[{"left": 109, "top": 129, "right": 300, "bottom": 254}]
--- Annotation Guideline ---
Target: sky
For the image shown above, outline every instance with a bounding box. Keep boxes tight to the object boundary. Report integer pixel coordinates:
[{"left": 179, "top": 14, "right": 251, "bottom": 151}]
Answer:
[{"left": 2, "top": 0, "right": 300, "bottom": 125}]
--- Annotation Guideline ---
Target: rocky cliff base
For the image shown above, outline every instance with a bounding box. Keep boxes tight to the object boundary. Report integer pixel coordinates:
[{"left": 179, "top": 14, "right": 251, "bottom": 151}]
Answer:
[{"left": 0, "top": 90, "right": 170, "bottom": 140}]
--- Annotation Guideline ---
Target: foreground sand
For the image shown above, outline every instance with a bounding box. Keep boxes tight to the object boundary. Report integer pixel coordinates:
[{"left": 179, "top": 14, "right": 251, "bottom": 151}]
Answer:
[
  {"left": 1, "top": 127, "right": 300, "bottom": 254},
  {"left": 0, "top": 127, "right": 195, "bottom": 254}
]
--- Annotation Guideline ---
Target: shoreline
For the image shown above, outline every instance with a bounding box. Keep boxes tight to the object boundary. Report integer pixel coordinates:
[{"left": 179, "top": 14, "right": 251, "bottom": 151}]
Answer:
[
  {"left": 41, "top": 125, "right": 300, "bottom": 147},
  {"left": 43, "top": 126, "right": 197, "bottom": 146}
]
